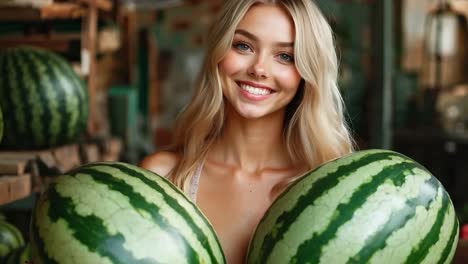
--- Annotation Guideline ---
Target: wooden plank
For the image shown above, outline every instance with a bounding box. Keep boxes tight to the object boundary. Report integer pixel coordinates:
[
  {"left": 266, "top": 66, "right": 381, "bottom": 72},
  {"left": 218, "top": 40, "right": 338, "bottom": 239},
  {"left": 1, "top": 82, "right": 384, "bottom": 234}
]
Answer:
[
  {"left": 85, "top": 143, "right": 100, "bottom": 163},
  {"left": 9, "top": 174, "right": 31, "bottom": 201},
  {"left": 0, "top": 143, "right": 82, "bottom": 174},
  {"left": 0, "top": 33, "right": 81, "bottom": 42},
  {"left": 0, "top": 0, "right": 52, "bottom": 8},
  {"left": 0, "top": 6, "right": 39, "bottom": 21},
  {"left": 51, "top": 144, "right": 81, "bottom": 172},
  {"left": 0, "top": 3, "right": 85, "bottom": 21},
  {"left": 40, "top": 3, "right": 85, "bottom": 19},
  {"left": 118, "top": 10, "right": 138, "bottom": 84},
  {"left": 0, "top": 159, "right": 26, "bottom": 175},
  {"left": 101, "top": 137, "right": 122, "bottom": 161},
  {"left": 0, "top": 1, "right": 112, "bottom": 22},
  {"left": 76, "top": 0, "right": 112, "bottom": 11},
  {"left": 0, "top": 37, "right": 73, "bottom": 52},
  {"left": 82, "top": 4, "right": 99, "bottom": 135},
  {"left": 0, "top": 180, "right": 9, "bottom": 204},
  {"left": 0, "top": 174, "right": 31, "bottom": 206}
]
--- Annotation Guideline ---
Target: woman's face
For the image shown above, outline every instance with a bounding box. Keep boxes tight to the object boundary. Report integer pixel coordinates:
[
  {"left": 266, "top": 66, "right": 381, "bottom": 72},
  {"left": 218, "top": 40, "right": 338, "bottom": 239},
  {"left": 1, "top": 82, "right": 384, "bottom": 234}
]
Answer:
[{"left": 219, "top": 4, "right": 301, "bottom": 120}]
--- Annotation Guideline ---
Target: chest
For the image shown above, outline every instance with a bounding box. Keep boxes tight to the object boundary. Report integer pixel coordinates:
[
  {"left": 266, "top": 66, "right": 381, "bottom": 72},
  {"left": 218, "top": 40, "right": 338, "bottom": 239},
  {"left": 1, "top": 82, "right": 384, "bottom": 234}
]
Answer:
[{"left": 194, "top": 165, "right": 293, "bottom": 263}]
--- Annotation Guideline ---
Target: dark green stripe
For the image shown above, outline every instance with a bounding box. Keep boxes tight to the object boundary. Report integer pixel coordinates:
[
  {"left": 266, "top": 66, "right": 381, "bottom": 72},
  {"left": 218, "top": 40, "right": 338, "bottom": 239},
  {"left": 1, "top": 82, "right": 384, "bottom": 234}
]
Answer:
[
  {"left": 347, "top": 175, "right": 439, "bottom": 263},
  {"left": 22, "top": 49, "right": 52, "bottom": 148},
  {"left": 16, "top": 50, "right": 46, "bottom": 147},
  {"left": 292, "top": 162, "right": 419, "bottom": 263},
  {"left": 0, "top": 52, "right": 15, "bottom": 147},
  {"left": 100, "top": 163, "right": 222, "bottom": 263},
  {"left": 46, "top": 52, "right": 84, "bottom": 140},
  {"left": 71, "top": 166, "right": 201, "bottom": 263},
  {"left": 35, "top": 51, "right": 69, "bottom": 147},
  {"left": 255, "top": 152, "right": 406, "bottom": 261},
  {"left": 46, "top": 185, "right": 160, "bottom": 264},
  {"left": 436, "top": 212, "right": 459, "bottom": 264},
  {"left": 31, "top": 195, "right": 58, "bottom": 264},
  {"left": 404, "top": 187, "right": 452, "bottom": 264},
  {"left": 5, "top": 243, "right": 30, "bottom": 264},
  {"left": 11, "top": 51, "right": 33, "bottom": 148},
  {"left": 39, "top": 51, "right": 78, "bottom": 142},
  {"left": 17, "top": 49, "right": 51, "bottom": 149},
  {"left": 48, "top": 51, "right": 88, "bottom": 136}
]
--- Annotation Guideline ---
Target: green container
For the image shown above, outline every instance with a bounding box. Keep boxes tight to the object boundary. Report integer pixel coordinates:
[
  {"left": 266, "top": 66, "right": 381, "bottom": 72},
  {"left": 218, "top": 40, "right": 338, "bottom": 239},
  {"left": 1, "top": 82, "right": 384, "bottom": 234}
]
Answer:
[{"left": 108, "top": 86, "right": 139, "bottom": 162}]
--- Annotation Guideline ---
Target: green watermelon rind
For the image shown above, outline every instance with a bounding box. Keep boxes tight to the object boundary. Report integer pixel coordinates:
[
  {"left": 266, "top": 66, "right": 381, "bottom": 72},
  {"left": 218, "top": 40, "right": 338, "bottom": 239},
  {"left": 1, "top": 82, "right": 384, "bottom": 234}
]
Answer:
[
  {"left": 30, "top": 162, "right": 226, "bottom": 264},
  {"left": 247, "top": 149, "right": 459, "bottom": 264},
  {"left": 0, "top": 46, "right": 88, "bottom": 150},
  {"left": 0, "top": 219, "right": 25, "bottom": 261}
]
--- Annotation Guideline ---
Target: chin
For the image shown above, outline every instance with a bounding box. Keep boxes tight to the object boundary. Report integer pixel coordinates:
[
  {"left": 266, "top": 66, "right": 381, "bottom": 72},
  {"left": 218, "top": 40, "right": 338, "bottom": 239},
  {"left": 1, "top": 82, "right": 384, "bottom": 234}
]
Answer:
[
  {"left": 235, "top": 111, "right": 259, "bottom": 119},
  {"left": 238, "top": 108, "right": 273, "bottom": 120},
  {"left": 227, "top": 102, "right": 277, "bottom": 120}
]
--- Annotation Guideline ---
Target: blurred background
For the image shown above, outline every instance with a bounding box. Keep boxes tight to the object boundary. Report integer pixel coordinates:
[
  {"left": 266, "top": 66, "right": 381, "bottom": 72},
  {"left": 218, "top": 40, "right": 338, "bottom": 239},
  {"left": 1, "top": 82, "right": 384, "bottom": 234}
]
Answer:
[{"left": 0, "top": 0, "right": 468, "bottom": 262}]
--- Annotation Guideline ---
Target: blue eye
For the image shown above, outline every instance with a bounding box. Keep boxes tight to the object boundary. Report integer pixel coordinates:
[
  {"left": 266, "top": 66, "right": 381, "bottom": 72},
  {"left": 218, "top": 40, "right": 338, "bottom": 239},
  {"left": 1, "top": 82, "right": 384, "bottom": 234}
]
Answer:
[
  {"left": 233, "top": 42, "right": 251, "bottom": 52},
  {"left": 279, "top": 53, "right": 294, "bottom": 63}
]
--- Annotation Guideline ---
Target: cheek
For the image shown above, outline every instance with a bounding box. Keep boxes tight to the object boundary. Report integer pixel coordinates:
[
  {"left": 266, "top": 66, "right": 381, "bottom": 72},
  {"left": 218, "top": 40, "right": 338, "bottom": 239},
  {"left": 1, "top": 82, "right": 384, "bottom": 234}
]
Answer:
[
  {"left": 219, "top": 50, "right": 245, "bottom": 77},
  {"left": 275, "top": 67, "right": 302, "bottom": 92}
]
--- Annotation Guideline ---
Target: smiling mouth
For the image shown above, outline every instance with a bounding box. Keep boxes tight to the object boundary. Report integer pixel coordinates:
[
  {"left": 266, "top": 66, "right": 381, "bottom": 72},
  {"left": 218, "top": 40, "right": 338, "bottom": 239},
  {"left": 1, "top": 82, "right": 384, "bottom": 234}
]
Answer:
[{"left": 239, "top": 83, "right": 274, "bottom": 96}]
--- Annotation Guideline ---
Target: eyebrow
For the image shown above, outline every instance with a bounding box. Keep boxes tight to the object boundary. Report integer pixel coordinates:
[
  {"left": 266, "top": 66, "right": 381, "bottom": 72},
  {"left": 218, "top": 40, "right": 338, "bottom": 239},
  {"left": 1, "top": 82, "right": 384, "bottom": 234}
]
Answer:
[{"left": 234, "top": 29, "right": 294, "bottom": 47}]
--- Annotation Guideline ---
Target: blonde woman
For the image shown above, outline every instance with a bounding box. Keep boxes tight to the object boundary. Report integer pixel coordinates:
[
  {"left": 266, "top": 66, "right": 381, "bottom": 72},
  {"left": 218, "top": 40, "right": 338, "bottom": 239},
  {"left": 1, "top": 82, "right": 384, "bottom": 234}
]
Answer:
[{"left": 141, "top": 0, "right": 354, "bottom": 262}]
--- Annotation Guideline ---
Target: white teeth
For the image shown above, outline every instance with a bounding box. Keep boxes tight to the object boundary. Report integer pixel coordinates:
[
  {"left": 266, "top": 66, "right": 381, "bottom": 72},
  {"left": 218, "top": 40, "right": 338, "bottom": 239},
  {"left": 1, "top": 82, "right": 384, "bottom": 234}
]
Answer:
[{"left": 240, "top": 84, "right": 272, "bottom": 95}]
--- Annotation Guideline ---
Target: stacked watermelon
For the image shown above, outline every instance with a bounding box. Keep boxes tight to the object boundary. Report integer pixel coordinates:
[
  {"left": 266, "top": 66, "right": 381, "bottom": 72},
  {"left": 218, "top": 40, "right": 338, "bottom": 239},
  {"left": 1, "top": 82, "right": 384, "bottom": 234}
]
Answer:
[
  {"left": 4, "top": 243, "right": 30, "bottom": 264},
  {"left": 0, "top": 216, "right": 25, "bottom": 262},
  {"left": 247, "top": 149, "right": 459, "bottom": 264},
  {"left": 30, "top": 162, "right": 225, "bottom": 263},
  {"left": 0, "top": 46, "right": 88, "bottom": 150}
]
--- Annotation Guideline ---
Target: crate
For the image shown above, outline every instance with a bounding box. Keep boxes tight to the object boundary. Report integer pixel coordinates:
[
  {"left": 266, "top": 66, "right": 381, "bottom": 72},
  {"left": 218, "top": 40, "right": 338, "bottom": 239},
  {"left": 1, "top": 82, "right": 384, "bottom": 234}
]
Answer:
[
  {"left": 0, "top": 0, "right": 53, "bottom": 8},
  {"left": 0, "top": 137, "right": 122, "bottom": 206},
  {"left": 0, "top": 174, "right": 31, "bottom": 205}
]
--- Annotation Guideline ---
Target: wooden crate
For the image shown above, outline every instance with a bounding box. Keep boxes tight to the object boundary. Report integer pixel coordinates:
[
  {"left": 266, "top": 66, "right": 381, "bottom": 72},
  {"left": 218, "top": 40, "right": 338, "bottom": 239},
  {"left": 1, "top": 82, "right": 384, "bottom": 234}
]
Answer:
[
  {"left": 0, "top": 144, "right": 81, "bottom": 175},
  {"left": 0, "top": 138, "right": 122, "bottom": 206},
  {"left": 0, "top": 0, "right": 53, "bottom": 8},
  {"left": 0, "top": 174, "right": 31, "bottom": 205}
]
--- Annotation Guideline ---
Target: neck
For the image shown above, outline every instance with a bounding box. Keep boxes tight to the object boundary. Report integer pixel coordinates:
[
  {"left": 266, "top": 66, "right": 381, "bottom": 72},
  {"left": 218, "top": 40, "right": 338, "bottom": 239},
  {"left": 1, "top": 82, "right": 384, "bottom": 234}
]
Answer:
[{"left": 209, "top": 107, "right": 292, "bottom": 172}]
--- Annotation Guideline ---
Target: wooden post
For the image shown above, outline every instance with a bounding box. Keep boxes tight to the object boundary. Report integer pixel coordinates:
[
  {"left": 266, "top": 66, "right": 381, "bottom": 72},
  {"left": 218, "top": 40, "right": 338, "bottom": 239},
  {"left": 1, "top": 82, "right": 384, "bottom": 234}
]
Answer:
[
  {"left": 118, "top": 10, "right": 138, "bottom": 84},
  {"left": 82, "top": 4, "right": 98, "bottom": 135},
  {"left": 148, "top": 12, "right": 159, "bottom": 126}
]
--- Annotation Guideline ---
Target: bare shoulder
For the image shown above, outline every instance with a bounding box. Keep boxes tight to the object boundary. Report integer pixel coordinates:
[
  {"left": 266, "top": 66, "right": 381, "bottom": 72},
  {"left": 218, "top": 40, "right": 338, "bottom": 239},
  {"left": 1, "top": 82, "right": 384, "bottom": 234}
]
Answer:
[{"left": 139, "top": 151, "right": 180, "bottom": 178}]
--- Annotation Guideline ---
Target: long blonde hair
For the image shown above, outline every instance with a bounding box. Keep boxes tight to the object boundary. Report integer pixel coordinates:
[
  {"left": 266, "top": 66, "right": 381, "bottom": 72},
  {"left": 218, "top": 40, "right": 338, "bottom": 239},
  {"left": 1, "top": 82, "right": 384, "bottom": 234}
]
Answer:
[{"left": 170, "top": 0, "right": 354, "bottom": 193}]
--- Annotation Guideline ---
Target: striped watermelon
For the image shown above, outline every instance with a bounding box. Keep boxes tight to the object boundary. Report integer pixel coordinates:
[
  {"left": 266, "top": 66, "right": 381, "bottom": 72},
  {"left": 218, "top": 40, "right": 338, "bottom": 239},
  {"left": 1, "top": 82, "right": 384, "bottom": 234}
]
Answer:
[
  {"left": 30, "top": 162, "right": 225, "bottom": 263},
  {"left": 247, "top": 149, "right": 459, "bottom": 264},
  {"left": 4, "top": 243, "right": 30, "bottom": 264},
  {"left": 0, "top": 46, "right": 88, "bottom": 150},
  {"left": 0, "top": 218, "right": 25, "bottom": 262}
]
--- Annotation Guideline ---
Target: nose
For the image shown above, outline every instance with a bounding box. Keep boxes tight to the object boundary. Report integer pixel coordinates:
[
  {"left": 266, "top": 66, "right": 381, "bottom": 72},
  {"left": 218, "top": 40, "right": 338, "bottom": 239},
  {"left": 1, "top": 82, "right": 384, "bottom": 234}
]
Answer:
[{"left": 247, "top": 54, "right": 268, "bottom": 79}]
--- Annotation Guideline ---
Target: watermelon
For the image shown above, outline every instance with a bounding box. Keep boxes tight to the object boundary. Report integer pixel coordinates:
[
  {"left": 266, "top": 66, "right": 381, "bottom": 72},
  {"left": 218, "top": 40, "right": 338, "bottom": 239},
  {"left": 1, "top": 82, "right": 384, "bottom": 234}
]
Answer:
[
  {"left": 0, "top": 46, "right": 88, "bottom": 150},
  {"left": 30, "top": 162, "right": 225, "bottom": 263},
  {"left": 0, "top": 218, "right": 25, "bottom": 262},
  {"left": 247, "top": 149, "right": 459, "bottom": 264},
  {"left": 4, "top": 243, "right": 30, "bottom": 264}
]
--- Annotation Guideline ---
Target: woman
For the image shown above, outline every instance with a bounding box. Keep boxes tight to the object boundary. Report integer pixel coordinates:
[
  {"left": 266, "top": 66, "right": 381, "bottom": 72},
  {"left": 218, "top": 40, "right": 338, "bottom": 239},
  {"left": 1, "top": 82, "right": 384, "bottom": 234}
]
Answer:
[{"left": 140, "top": 0, "right": 354, "bottom": 263}]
